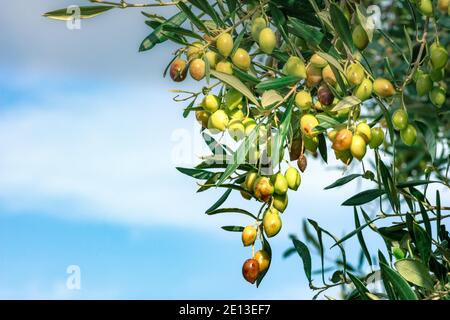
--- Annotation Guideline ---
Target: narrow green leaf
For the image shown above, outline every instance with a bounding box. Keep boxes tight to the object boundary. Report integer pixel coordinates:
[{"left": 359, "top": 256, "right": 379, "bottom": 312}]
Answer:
[
  {"left": 347, "top": 272, "right": 369, "bottom": 300},
  {"left": 221, "top": 225, "right": 244, "bottom": 232},
  {"left": 317, "top": 133, "right": 327, "bottom": 163},
  {"left": 288, "top": 18, "right": 325, "bottom": 46},
  {"left": 256, "top": 233, "right": 272, "bottom": 287},
  {"left": 331, "top": 216, "right": 380, "bottom": 248},
  {"left": 329, "top": 3, "right": 355, "bottom": 52},
  {"left": 331, "top": 96, "right": 361, "bottom": 112},
  {"left": 342, "top": 189, "right": 386, "bottom": 206},
  {"left": 354, "top": 208, "right": 372, "bottom": 267},
  {"left": 177, "top": 2, "right": 210, "bottom": 35},
  {"left": 205, "top": 188, "right": 232, "bottom": 213},
  {"left": 43, "top": 6, "right": 114, "bottom": 21},
  {"left": 210, "top": 70, "right": 260, "bottom": 107},
  {"left": 176, "top": 167, "right": 215, "bottom": 180},
  {"left": 413, "top": 223, "right": 431, "bottom": 264},
  {"left": 293, "top": 239, "right": 312, "bottom": 283},
  {"left": 324, "top": 174, "right": 362, "bottom": 190},
  {"left": 255, "top": 76, "right": 301, "bottom": 91},
  {"left": 206, "top": 207, "right": 257, "bottom": 220},
  {"left": 378, "top": 251, "right": 397, "bottom": 300}
]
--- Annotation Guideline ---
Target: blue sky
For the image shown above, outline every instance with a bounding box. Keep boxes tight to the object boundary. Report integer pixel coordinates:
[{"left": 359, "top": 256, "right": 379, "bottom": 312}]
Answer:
[{"left": 0, "top": 1, "right": 447, "bottom": 299}]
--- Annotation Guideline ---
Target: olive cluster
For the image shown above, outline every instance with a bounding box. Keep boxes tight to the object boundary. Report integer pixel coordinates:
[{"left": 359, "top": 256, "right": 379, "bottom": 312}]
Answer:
[{"left": 240, "top": 167, "right": 301, "bottom": 284}]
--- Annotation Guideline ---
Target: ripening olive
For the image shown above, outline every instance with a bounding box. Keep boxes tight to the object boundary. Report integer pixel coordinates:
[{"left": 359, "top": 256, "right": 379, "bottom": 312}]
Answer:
[
  {"left": 352, "top": 25, "right": 369, "bottom": 51},
  {"left": 295, "top": 90, "right": 313, "bottom": 111},
  {"left": 263, "top": 208, "right": 282, "bottom": 238},
  {"left": 228, "top": 119, "right": 245, "bottom": 141},
  {"left": 208, "top": 109, "right": 229, "bottom": 132},
  {"left": 273, "top": 193, "right": 288, "bottom": 212},
  {"left": 297, "top": 154, "right": 307, "bottom": 172},
  {"left": 400, "top": 124, "right": 417, "bottom": 146},
  {"left": 242, "top": 225, "right": 257, "bottom": 247},
  {"left": 306, "top": 65, "right": 323, "bottom": 87},
  {"left": 195, "top": 110, "right": 210, "bottom": 128},
  {"left": 392, "top": 109, "right": 409, "bottom": 131},
  {"left": 251, "top": 17, "right": 267, "bottom": 41},
  {"left": 438, "top": 0, "right": 449, "bottom": 12},
  {"left": 418, "top": 0, "right": 433, "bottom": 17},
  {"left": 416, "top": 73, "right": 433, "bottom": 96},
  {"left": 356, "top": 122, "right": 372, "bottom": 143},
  {"left": 353, "top": 78, "right": 373, "bottom": 101},
  {"left": 369, "top": 127, "right": 385, "bottom": 149},
  {"left": 289, "top": 138, "right": 302, "bottom": 161},
  {"left": 202, "top": 94, "right": 219, "bottom": 113},
  {"left": 232, "top": 48, "right": 251, "bottom": 71},
  {"left": 258, "top": 28, "right": 277, "bottom": 54},
  {"left": 318, "top": 85, "right": 334, "bottom": 106},
  {"left": 186, "top": 42, "right": 203, "bottom": 60},
  {"left": 285, "top": 167, "right": 301, "bottom": 190},
  {"left": 332, "top": 128, "right": 353, "bottom": 151},
  {"left": 253, "top": 177, "right": 274, "bottom": 202},
  {"left": 373, "top": 78, "right": 396, "bottom": 97},
  {"left": 189, "top": 58, "right": 206, "bottom": 81},
  {"left": 283, "top": 56, "right": 306, "bottom": 79},
  {"left": 205, "top": 51, "right": 217, "bottom": 69},
  {"left": 216, "top": 33, "right": 233, "bottom": 57},
  {"left": 350, "top": 135, "right": 367, "bottom": 161},
  {"left": 346, "top": 63, "right": 365, "bottom": 86},
  {"left": 254, "top": 250, "right": 270, "bottom": 273},
  {"left": 215, "top": 60, "right": 233, "bottom": 75},
  {"left": 322, "top": 65, "right": 337, "bottom": 86},
  {"left": 328, "top": 129, "right": 338, "bottom": 142},
  {"left": 430, "top": 86, "right": 446, "bottom": 107},
  {"left": 242, "top": 258, "right": 260, "bottom": 284},
  {"left": 300, "top": 114, "right": 319, "bottom": 137},
  {"left": 169, "top": 59, "right": 188, "bottom": 82},
  {"left": 310, "top": 53, "right": 328, "bottom": 68},
  {"left": 430, "top": 42, "right": 449, "bottom": 70},
  {"left": 244, "top": 171, "right": 258, "bottom": 192},
  {"left": 271, "top": 173, "right": 288, "bottom": 195}
]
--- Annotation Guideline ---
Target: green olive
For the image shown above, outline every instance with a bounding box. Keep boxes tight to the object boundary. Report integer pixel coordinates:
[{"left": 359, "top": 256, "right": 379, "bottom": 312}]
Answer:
[
  {"left": 186, "top": 42, "right": 203, "bottom": 60},
  {"left": 251, "top": 17, "right": 267, "bottom": 41},
  {"left": 215, "top": 60, "right": 233, "bottom": 75},
  {"left": 355, "top": 122, "right": 372, "bottom": 143},
  {"left": 228, "top": 119, "right": 245, "bottom": 141},
  {"left": 416, "top": 73, "right": 433, "bottom": 96},
  {"left": 310, "top": 53, "right": 328, "bottom": 68},
  {"left": 202, "top": 94, "right": 219, "bottom": 112},
  {"left": 373, "top": 78, "right": 396, "bottom": 97},
  {"left": 430, "top": 42, "right": 449, "bottom": 70},
  {"left": 283, "top": 56, "right": 306, "bottom": 79},
  {"left": 369, "top": 127, "right": 385, "bottom": 149},
  {"left": 242, "top": 225, "right": 257, "bottom": 247},
  {"left": 205, "top": 51, "right": 217, "bottom": 69},
  {"left": 254, "top": 250, "right": 270, "bottom": 273},
  {"left": 346, "top": 63, "right": 365, "bottom": 86},
  {"left": 208, "top": 109, "right": 229, "bottom": 132},
  {"left": 353, "top": 78, "right": 373, "bottom": 101},
  {"left": 271, "top": 173, "right": 288, "bottom": 195},
  {"left": 295, "top": 90, "right": 313, "bottom": 111},
  {"left": 232, "top": 48, "right": 251, "bottom": 71},
  {"left": 244, "top": 171, "right": 258, "bottom": 192},
  {"left": 273, "top": 193, "right": 288, "bottom": 212},
  {"left": 258, "top": 28, "right": 277, "bottom": 54},
  {"left": 243, "top": 118, "right": 257, "bottom": 136},
  {"left": 430, "top": 86, "right": 446, "bottom": 107},
  {"left": 284, "top": 167, "right": 301, "bottom": 191},
  {"left": 216, "top": 33, "right": 233, "bottom": 57},
  {"left": 350, "top": 134, "right": 367, "bottom": 161},
  {"left": 418, "top": 0, "right": 433, "bottom": 17},
  {"left": 352, "top": 25, "right": 369, "bottom": 50},
  {"left": 392, "top": 109, "right": 409, "bottom": 131},
  {"left": 263, "top": 207, "right": 282, "bottom": 238},
  {"left": 400, "top": 124, "right": 417, "bottom": 146}
]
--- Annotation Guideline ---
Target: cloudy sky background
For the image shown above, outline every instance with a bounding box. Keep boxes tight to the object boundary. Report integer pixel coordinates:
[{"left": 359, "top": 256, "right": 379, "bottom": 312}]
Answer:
[{"left": 0, "top": 1, "right": 447, "bottom": 299}]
